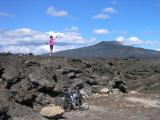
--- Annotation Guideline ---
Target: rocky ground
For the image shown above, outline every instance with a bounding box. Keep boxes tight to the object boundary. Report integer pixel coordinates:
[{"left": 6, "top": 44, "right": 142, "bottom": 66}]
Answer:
[
  {"left": 10, "top": 93, "right": 160, "bottom": 120},
  {"left": 0, "top": 53, "right": 160, "bottom": 120},
  {"left": 63, "top": 92, "right": 160, "bottom": 120}
]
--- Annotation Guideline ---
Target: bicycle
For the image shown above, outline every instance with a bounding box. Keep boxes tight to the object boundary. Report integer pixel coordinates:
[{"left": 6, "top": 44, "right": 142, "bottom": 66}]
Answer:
[{"left": 54, "top": 83, "right": 89, "bottom": 111}]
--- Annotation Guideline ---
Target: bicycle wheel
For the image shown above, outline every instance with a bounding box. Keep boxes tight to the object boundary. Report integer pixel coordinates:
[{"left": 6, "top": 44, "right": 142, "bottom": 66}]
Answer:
[
  {"left": 54, "top": 94, "right": 71, "bottom": 111},
  {"left": 80, "top": 94, "right": 89, "bottom": 110}
]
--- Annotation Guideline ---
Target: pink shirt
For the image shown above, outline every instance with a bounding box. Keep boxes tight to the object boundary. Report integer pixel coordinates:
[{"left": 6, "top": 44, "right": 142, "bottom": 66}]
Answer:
[{"left": 49, "top": 38, "right": 54, "bottom": 46}]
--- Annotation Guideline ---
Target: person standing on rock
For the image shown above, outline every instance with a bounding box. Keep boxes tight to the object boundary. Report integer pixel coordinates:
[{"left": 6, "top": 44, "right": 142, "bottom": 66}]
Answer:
[{"left": 49, "top": 35, "right": 57, "bottom": 56}]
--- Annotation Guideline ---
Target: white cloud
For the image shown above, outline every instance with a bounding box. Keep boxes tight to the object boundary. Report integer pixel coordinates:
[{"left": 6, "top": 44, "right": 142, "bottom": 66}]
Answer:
[
  {"left": 93, "top": 6, "right": 116, "bottom": 20},
  {"left": 93, "top": 14, "right": 110, "bottom": 19},
  {"left": 129, "top": 36, "right": 143, "bottom": 45},
  {"left": 0, "top": 12, "right": 14, "bottom": 17},
  {"left": 93, "top": 29, "right": 110, "bottom": 35},
  {"left": 145, "top": 40, "right": 152, "bottom": 44},
  {"left": 2, "top": 45, "right": 49, "bottom": 55},
  {"left": 115, "top": 36, "right": 143, "bottom": 45},
  {"left": 115, "top": 36, "right": 125, "bottom": 43},
  {"left": 0, "top": 28, "right": 97, "bottom": 55},
  {"left": 156, "top": 48, "right": 160, "bottom": 51},
  {"left": 103, "top": 7, "right": 116, "bottom": 13},
  {"left": 0, "top": 28, "right": 48, "bottom": 46},
  {"left": 115, "top": 36, "right": 160, "bottom": 51},
  {"left": 144, "top": 40, "right": 158, "bottom": 46},
  {"left": 46, "top": 6, "right": 68, "bottom": 17}
]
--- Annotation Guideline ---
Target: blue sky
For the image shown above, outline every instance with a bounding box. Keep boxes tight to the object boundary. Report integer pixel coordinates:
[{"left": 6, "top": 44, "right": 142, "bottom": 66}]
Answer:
[{"left": 0, "top": 0, "right": 160, "bottom": 54}]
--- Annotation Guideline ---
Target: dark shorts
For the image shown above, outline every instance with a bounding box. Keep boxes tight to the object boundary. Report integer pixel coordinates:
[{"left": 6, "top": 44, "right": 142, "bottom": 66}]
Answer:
[{"left": 50, "top": 45, "right": 53, "bottom": 50}]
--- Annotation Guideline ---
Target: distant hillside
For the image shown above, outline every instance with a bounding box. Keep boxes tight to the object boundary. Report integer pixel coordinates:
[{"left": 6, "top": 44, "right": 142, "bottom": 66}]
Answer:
[{"left": 54, "top": 41, "right": 160, "bottom": 58}]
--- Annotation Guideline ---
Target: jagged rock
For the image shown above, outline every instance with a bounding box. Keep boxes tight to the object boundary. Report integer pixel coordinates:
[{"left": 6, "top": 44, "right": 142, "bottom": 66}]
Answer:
[
  {"left": 107, "top": 72, "right": 127, "bottom": 93},
  {"left": 97, "top": 76, "right": 109, "bottom": 86},
  {"left": 35, "top": 93, "right": 52, "bottom": 106},
  {"left": 111, "top": 89, "right": 123, "bottom": 94},
  {"left": 40, "top": 104, "right": 64, "bottom": 118},
  {"left": 0, "top": 100, "right": 10, "bottom": 120},
  {"left": 0, "top": 67, "right": 4, "bottom": 77},
  {"left": 29, "top": 73, "right": 55, "bottom": 90},
  {"left": 8, "top": 101, "right": 33, "bottom": 118},
  {"left": 10, "top": 82, "right": 21, "bottom": 92},
  {"left": 129, "top": 90, "right": 138, "bottom": 94},
  {"left": 75, "top": 73, "right": 82, "bottom": 77},
  {"left": 0, "top": 88, "right": 12, "bottom": 101},
  {"left": 99, "top": 88, "right": 110, "bottom": 94},
  {"left": 61, "top": 67, "right": 82, "bottom": 74},
  {"left": 86, "top": 78, "right": 98, "bottom": 85},
  {"left": 92, "top": 85, "right": 108, "bottom": 93},
  {"left": 24, "top": 60, "right": 40, "bottom": 67},
  {"left": 67, "top": 72, "right": 76, "bottom": 78},
  {"left": 101, "top": 75, "right": 110, "bottom": 81},
  {"left": 82, "top": 83, "right": 92, "bottom": 96},
  {"left": 14, "top": 90, "right": 36, "bottom": 107},
  {"left": 20, "top": 79, "right": 32, "bottom": 91},
  {"left": 1, "top": 66, "right": 19, "bottom": 84},
  {"left": 83, "top": 61, "right": 92, "bottom": 68},
  {"left": 70, "top": 58, "right": 82, "bottom": 63},
  {"left": 89, "top": 74, "right": 99, "bottom": 78}
]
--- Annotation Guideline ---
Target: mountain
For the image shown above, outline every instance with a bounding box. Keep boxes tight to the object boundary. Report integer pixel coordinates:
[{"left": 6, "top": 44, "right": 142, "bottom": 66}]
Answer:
[{"left": 54, "top": 41, "right": 160, "bottom": 58}]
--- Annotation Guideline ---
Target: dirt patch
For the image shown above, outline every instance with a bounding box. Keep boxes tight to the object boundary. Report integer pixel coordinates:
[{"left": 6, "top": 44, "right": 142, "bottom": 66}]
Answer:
[
  {"left": 125, "top": 97, "right": 160, "bottom": 109},
  {"left": 62, "top": 93, "right": 160, "bottom": 120}
]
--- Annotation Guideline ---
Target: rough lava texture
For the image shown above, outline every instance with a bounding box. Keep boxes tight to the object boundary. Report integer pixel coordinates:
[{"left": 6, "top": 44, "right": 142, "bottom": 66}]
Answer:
[{"left": 0, "top": 53, "right": 160, "bottom": 119}]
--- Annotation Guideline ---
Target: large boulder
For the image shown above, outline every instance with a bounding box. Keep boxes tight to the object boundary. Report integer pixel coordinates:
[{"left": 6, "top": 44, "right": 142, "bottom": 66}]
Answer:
[
  {"left": 0, "top": 100, "right": 10, "bottom": 120},
  {"left": 0, "top": 88, "right": 12, "bottom": 101},
  {"left": 28, "top": 66, "right": 56, "bottom": 91},
  {"left": 67, "top": 72, "right": 76, "bottom": 78},
  {"left": 97, "top": 76, "right": 109, "bottom": 86},
  {"left": 1, "top": 66, "right": 19, "bottom": 84},
  {"left": 40, "top": 104, "right": 64, "bottom": 118},
  {"left": 8, "top": 101, "right": 33, "bottom": 118},
  {"left": 35, "top": 93, "right": 52, "bottom": 106},
  {"left": 99, "top": 88, "right": 110, "bottom": 94},
  {"left": 112, "top": 88, "right": 123, "bottom": 94},
  {"left": 29, "top": 74, "right": 53, "bottom": 88},
  {"left": 20, "top": 78, "right": 33, "bottom": 91},
  {"left": 0, "top": 87, "right": 11, "bottom": 119},
  {"left": 24, "top": 60, "right": 40, "bottom": 67},
  {"left": 92, "top": 85, "right": 108, "bottom": 93},
  {"left": 85, "top": 77, "right": 98, "bottom": 85},
  {"left": 0, "top": 67, "right": 4, "bottom": 77},
  {"left": 60, "top": 67, "right": 82, "bottom": 75}
]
